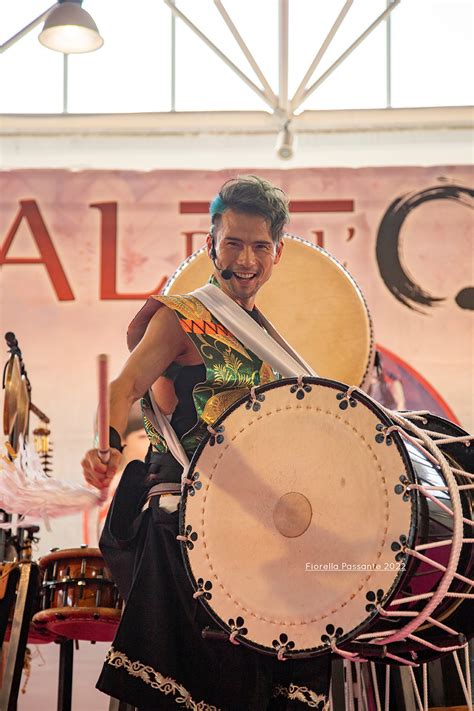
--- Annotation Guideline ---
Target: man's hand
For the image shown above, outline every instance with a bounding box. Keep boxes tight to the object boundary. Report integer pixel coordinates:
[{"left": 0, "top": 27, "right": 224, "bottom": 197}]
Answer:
[{"left": 81, "top": 448, "right": 123, "bottom": 490}]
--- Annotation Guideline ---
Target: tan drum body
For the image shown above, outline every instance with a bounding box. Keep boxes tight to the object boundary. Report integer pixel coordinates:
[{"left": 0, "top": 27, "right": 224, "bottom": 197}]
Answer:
[
  {"left": 181, "top": 379, "right": 413, "bottom": 656},
  {"left": 164, "top": 236, "right": 373, "bottom": 387},
  {"left": 33, "top": 547, "right": 121, "bottom": 642}
]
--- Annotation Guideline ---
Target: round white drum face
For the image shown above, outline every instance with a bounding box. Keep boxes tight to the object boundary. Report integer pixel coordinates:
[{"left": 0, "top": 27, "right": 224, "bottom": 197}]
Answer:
[
  {"left": 180, "top": 379, "right": 414, "bottom": 656},
  {"left": 164, "top": 235, "right": 374, "bottom": 388}
]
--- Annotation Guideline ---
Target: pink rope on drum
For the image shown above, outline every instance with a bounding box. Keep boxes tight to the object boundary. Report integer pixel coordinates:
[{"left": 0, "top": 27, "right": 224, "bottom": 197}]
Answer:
[
  {"left": 388, "top": 593, "right": 433, "bottom": 606},
  {"left": 431, "top": 435, "right": 472, "bottom": 445},
  {"left": 416, "top": 539, "right": 452, "bottom": 551},
  {"left": 375, "top": 606, "right": 417, "bottom": 618},
  {"left": 356, "top": 403, "right": 465, "bottom": 645},
  {"left": 408, "top": 634, "right": 464, "bottom": 654},
  {"left": 330, "top": 640, "right": 360, "bottom": 661},
  {"left": 406, "top": 548, "right": 448, "bottom": 573},
  {"left": 229, "top": 630, "right": 240, "bottom": 645},
  {"left": 424, "top": 616, "right": 461, "bottom": 636},
  {"left": 453, "top": 571, "right": 474, "bottom": 586},
  {"left": 385, "top": 652, "right": 417, "bottom": 668},
  {"left": 407, "top": 484, "right": 473, "bottom": 526}
]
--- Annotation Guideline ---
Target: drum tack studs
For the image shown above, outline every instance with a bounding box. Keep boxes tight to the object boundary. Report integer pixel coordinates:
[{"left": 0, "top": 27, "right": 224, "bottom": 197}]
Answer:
[
  {"left": 320, "top": 624, "right": 343, "bottom": 648},
  {"left": 272, "top": 633, "right": 295, "bottom": 661},
  {"left": 193, "top": 578, "right": 213, "bottom": 600},
  {"left": 365, "top": 589, "right": 385, "bottom": 612},
  {"left": 208, "top": 424, "right": 225, "bottom": 445},
  {"left": 336, "top": 388, "right": 357, "bottom": 409},
  {"left": 391, "top": 535, "right": 408, "bottom": 561},
  {"left": 375, "top": 424, "right": 393, "bottom": 445},
  {"left": 246, "top": 387, "right": 265, "bottom": 411},
  {"left": 187, "top": 471, "right": 203, "bottom": 497},
  {"left": 227, "top": 616, "right": 248, "bottom": 645},
  {"left": 176, "top": 525, "right": 198, "bottom": 550},
  {"left": 290, "top": 378, "right": 312, "bottom": 401},
  {"left": 394, "top": 475, "right": 411, "bottom": 501}
]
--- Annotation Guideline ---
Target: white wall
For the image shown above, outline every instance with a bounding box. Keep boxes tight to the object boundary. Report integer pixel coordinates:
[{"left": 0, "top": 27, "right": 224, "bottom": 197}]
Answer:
[{"left": 1, "top": 107, "right": 473, "bottom": 169}]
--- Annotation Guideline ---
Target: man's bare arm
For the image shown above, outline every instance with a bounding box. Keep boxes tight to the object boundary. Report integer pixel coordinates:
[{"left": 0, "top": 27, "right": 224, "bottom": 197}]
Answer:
[{"left": 82, "top": 305, "right": 191, "bottom": 489}]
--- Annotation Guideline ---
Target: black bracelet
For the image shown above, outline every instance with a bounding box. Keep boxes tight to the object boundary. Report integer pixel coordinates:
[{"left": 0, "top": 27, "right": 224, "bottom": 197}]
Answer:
[{"left": 109, "top": 426, "right": 124, "bottom": 453}]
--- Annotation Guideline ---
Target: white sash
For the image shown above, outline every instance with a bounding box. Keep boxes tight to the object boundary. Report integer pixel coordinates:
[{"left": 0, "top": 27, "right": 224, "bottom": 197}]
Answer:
[{"left": 147, "top": 284, "right": 318, "bottom": 483}]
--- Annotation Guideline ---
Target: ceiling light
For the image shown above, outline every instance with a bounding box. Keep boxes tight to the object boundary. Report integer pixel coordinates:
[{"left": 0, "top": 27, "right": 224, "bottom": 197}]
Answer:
[
  {"left": 39, "top": 1, "right": 103, "bottom": 54},
  {"left": 276, "top": 122, "right": 295, "bottom": 160}
]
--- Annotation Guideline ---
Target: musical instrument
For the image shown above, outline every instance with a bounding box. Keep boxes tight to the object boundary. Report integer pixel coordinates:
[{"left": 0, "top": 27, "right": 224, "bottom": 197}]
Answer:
[
  {"left": 163, "top": 235, "right": 374, "bottom": 388},
  {"left": 32, "top": 547, "right": 122, "bottom": 642},
  {"left": 1, "top": 562, "right": 59, "bottom": 645},
  {"left": 3, "top": 334, "right": 30, "bottom": 453},
  {"left": 179, "top": 378, "right": 473, "bottom": 664}
]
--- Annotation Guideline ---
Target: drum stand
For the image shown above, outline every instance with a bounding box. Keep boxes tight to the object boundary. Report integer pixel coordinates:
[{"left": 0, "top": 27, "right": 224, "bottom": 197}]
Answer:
[
  {"left": 0, "top": 559, "right": 40, "bottom": 711},
  {"left": 329, "top": 648, "right": 473, "bottom": 711}
]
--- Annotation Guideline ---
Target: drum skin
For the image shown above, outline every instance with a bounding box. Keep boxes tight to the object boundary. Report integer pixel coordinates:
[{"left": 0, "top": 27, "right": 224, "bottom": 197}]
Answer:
[
  {"left": 179, "top": 379, "right": 473, "bottom": 663},
  {"left": 164, "top": 235, "right": 374, "bottom": 388},
  {"left": 33, "top": 547, "right": 121, "bottom": 642}
]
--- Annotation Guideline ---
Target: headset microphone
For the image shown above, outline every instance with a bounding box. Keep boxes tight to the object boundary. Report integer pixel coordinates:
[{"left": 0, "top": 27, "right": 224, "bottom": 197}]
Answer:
[{"left": 210, "top": 240, "right": 233, "bottom": 280}]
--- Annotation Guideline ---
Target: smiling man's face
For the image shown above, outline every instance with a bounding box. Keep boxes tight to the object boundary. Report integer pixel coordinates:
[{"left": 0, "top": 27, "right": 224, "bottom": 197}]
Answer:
[{"left": 207, "top": 209, "right": 283, "bottom": 310}]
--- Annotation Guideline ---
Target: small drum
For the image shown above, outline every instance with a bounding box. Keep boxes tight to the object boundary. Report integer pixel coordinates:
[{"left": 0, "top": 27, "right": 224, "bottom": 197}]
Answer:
[
  {"left": 32, "top": 547, "right": 121, "bottom": 642},
  {"left": 179, "top": 378, "right": 473, "bottom": 664},
  {"left": 164, "top": 235, "right": 374, "bottom": 388}
]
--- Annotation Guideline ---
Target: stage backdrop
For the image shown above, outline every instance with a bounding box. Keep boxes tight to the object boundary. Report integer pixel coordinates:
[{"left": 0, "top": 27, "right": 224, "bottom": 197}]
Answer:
[{"left": 0, "top": 167, "right": 473, "bottom": 554}]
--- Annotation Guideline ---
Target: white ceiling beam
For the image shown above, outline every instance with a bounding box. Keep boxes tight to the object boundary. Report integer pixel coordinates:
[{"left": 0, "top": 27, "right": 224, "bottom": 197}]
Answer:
[
  {"left": 2, "top": 107, "right": 470, "bottom": 136},
  {"left": 278, "top": 0, "right": 289, "bottom": 115},
  {"left": 290, "top": 0, "right": 353, "bottom": 112},
  {"left": 0, "top": 4, "right": 57, "bottom": 53},
  {"left": 296, "top": 0, "right": 401, "bottom": 111},
  {"left": 162, "top": 0, "right": 275, "bottom": 111},
  {"left": 214, "top": 0, "right": 277, "bottom": 107}
]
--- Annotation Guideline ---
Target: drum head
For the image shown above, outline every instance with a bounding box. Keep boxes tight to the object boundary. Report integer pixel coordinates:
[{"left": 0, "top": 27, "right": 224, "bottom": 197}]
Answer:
[
  {"left": 164, "top": 235, "right": 374, "bottom": 387},
  {"left": 180, "top": 378, "right": 414, "bottom": 657}
]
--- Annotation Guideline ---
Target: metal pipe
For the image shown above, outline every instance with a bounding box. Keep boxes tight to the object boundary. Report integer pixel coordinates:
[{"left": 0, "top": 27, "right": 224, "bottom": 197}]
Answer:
[
  {"left": 170, "top": 0, "right": 176, "bottom": 111},
  {"left": 291, "top": 0, "right": 353, "bottom": 111},
  {"left": 62, "top": 53, "right": 69, "bottom": 114},
  {"left": 214, "top": 0, "right": 276, "bottom": 106},
  {"left": 162, "top": 0, "right": 275, "bottom": 110},
  {"left": 0, "top": 4, "right": 57, "bottom": 54},
  {"left": 278, "top": 0, "right": 289, "bottom": 114},
  {"left": 298, "top": 0, "right": 401, "bottom": 108}
]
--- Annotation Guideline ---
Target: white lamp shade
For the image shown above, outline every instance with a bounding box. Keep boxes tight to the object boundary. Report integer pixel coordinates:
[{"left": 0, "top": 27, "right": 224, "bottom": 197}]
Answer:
[{"left": 39, "top": 2, "right": 103, "bottom": 54}]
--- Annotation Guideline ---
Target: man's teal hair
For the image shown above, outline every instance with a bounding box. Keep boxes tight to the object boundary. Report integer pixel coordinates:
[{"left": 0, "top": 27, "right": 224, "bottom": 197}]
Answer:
[{"left": 209, "top": 194, "right": 227, "bottom": 222}]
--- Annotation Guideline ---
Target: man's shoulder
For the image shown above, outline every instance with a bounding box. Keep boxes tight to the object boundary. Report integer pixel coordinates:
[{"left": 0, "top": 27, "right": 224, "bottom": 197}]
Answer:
[{"left": 154, "top": 293, "right": 212, "bottom": 322}]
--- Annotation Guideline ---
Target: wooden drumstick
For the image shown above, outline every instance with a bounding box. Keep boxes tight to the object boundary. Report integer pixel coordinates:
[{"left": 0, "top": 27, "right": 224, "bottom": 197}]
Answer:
[
  {"left": 97, "top": 354, "right": 110, "bottom": 465},
  {"left": 96, "top": 354, "right": 111, "bottom": 505}
]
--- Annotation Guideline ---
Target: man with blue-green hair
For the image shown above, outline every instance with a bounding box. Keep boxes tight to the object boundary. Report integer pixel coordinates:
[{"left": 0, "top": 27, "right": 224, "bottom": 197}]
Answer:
[{"left": 82, "top": 175, "right": 331, "bottom": 709}]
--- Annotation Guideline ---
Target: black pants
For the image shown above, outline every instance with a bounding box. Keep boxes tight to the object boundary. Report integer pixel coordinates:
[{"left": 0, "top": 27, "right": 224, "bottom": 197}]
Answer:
[{"left": 97, "top": 460, "right": 331, "bottom": 710}]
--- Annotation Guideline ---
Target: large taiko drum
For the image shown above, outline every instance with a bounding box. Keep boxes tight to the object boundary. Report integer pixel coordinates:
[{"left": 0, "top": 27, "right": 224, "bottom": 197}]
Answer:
[
  {"left": 32, "top": 547, "right": 122, "bottom": 642},
  {"left": 164, "top": 235, "right": 374, "bottom": 388},
  {"left": 179, "top": 378, "right": 473, "bottom": 664}
]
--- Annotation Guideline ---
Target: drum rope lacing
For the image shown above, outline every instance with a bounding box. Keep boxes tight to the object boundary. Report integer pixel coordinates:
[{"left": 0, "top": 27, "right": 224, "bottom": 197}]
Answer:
[{"left": 340, "top": 390, "right": 473, "bottom": 660}]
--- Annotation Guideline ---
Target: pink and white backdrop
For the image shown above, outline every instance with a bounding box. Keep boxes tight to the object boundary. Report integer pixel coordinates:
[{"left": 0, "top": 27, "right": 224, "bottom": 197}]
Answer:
[
  {"left": 0, "top": 166, "right": 473, "bottom": 552},
  {"left": 0, "top": 165, "right": 473, "bottom": 709}
]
